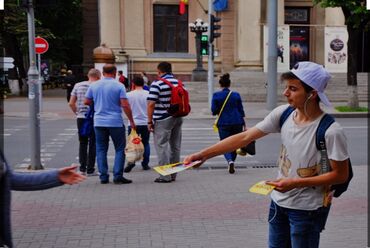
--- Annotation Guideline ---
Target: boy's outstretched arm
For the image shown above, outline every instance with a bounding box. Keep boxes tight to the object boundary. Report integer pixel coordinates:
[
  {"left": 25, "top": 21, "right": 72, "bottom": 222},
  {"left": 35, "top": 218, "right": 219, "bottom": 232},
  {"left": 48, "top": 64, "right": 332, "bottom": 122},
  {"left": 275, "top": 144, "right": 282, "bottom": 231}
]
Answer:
[{"left": 184, "top": 127, "right": 267, "bottom": 167}]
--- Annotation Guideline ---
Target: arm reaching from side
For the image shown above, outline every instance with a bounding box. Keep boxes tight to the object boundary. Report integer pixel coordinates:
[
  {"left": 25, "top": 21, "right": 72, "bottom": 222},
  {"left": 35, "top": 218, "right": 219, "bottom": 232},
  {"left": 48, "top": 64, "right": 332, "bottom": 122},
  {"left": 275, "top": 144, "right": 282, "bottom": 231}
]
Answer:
[{"left": 183, "top": 127, "right": 267, "bottom": 167}]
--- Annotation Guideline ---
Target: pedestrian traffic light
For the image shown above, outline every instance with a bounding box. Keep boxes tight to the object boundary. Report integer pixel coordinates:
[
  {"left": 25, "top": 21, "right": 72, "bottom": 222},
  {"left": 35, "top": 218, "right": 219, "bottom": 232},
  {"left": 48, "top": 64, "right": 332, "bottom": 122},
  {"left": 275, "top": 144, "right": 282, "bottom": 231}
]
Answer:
[
  {"left": 210, "top": 14, "right": 221, "bottom": 43},
  {"left": 200, "top": 35, "right": 209, "bottom": 55}
]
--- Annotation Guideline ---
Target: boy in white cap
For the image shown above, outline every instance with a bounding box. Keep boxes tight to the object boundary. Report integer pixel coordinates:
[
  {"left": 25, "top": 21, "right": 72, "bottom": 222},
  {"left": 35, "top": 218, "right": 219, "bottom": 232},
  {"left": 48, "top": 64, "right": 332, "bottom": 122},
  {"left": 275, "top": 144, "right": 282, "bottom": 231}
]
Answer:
[{"left": 184, "top": 62, "right": 350, "bottom": 248}]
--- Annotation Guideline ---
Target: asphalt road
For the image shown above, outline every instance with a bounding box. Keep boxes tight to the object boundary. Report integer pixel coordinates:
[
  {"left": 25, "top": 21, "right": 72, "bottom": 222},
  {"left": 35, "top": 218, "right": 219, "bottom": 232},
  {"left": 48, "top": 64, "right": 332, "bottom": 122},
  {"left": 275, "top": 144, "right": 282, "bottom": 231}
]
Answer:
[{"left": 3, "top": 116, "right": 367, "bottom": 170}]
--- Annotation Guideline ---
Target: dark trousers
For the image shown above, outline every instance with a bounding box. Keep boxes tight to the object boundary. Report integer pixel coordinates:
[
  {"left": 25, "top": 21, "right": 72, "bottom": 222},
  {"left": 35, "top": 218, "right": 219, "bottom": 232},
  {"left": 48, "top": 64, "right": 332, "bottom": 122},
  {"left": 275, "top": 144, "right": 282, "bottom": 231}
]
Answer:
[
  {"left": 218, "top": 124, "right": 244, "bottom": 163},
  {"left": 77, "top": 118, "right": 96, "bottom": 173}
]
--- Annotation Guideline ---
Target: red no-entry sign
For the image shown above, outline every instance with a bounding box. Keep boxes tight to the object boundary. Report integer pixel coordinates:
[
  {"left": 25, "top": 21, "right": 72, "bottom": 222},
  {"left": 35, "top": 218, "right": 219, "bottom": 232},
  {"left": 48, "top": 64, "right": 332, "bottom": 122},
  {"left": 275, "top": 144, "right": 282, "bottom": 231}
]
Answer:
[{"left": 35, "top": 37, "right": 49, "bottom": 54}]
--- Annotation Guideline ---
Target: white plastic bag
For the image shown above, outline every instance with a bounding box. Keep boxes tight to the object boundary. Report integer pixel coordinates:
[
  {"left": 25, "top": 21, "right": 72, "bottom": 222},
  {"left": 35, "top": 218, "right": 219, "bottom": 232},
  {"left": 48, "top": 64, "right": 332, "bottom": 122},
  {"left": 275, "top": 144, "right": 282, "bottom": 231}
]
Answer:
[{"left": 125, "top": 130, "right": 144, "bottom": 163}]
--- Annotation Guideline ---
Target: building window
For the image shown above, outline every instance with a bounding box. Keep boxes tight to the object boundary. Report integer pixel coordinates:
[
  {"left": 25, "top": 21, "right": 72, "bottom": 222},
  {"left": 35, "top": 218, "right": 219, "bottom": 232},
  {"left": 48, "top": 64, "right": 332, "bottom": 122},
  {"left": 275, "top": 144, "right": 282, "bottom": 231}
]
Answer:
[{"left": 153, "top": 4, "right": 188, "bottom": 53}]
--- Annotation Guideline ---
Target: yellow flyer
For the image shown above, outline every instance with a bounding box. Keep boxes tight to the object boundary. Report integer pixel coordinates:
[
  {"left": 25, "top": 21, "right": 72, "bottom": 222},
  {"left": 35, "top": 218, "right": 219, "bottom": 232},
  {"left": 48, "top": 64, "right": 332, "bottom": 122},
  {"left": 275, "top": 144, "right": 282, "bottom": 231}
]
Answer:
[
  {"left": 249, "top": 181, "right": 276, "bottom": 195},
  {"left": 153, "top": 160, "right": 202, "bottom": 176}
]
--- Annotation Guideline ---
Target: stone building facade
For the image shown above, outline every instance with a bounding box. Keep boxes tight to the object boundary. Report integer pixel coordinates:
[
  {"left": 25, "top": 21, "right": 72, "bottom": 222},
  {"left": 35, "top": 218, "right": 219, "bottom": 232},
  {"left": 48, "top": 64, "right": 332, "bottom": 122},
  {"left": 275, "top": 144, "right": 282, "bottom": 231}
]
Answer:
[{"left": 82, "top": 0, "right": 348, "bottom": 80}]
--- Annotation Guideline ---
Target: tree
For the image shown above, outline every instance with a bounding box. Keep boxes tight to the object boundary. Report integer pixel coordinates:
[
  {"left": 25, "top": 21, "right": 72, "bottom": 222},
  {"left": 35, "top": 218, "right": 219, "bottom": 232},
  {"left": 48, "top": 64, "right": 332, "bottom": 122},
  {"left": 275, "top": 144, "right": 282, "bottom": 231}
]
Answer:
[
  {"left": 313, "top": 0, "right": 370, "bottom": 108},
  {"left": 1, "top": 0, "right": 82, "bottom": 90},
  {"left": 1, "top": 1, "right": 53, "bottom": 91}
]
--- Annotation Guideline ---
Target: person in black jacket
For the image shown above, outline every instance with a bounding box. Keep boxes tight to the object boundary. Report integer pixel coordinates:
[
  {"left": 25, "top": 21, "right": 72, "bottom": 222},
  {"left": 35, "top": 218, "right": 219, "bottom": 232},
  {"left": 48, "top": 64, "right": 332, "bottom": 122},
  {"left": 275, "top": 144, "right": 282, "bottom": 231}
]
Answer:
[{"left": 64, "top": 70, "right": 77, "bottom": 102}]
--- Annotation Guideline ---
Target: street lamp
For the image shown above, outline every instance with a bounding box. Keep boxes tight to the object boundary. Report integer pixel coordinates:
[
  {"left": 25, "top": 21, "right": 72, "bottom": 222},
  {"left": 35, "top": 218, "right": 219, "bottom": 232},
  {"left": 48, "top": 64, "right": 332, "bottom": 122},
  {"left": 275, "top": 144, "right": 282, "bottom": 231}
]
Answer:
[{"left": 189, "top": 18, "right": 208, "bottom": 81}]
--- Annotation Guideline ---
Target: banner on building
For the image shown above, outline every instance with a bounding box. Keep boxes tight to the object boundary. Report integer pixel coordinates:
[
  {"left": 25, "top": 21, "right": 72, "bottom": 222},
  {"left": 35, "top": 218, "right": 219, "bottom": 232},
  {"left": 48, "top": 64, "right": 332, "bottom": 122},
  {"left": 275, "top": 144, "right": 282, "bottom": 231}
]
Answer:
[
  {"left": 263, "top": 25, "right": 290, "bottom": 73},
  {"left": 324, "top": 26, "right": 348, "bottom": 73}
]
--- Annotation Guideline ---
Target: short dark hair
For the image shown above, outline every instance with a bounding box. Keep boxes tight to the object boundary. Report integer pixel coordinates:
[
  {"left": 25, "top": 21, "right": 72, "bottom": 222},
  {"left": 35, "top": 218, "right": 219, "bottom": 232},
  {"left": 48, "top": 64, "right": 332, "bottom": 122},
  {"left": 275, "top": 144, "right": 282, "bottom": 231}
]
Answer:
[
  {"left": 280, "top": 72, "right": 314, "bottom": 93},
  {"left": 103, "top": 64, "right": 117, "bottom": 74},
  {"left": 219, "top": 73, "right": 231, "bottom": 88},
  {"left": 118, "top": 70, "right": 123, "bottom": 75},
  {"left": 133, "top": 76, "right": 144, "bottom": 86},
  {"left": 157, "top": 62, "right": 172, "bottom": 74}
]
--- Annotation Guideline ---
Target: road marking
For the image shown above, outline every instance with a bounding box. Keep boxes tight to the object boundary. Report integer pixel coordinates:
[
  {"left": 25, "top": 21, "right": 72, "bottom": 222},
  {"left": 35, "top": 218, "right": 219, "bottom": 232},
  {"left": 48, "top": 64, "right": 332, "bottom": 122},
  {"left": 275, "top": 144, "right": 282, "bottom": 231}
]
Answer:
[
  {"left": 15, "top": 126, "right": 77, "bottom": 168},
  {"left": 342, "top": 126, "right": 367, "bottom": 129}
]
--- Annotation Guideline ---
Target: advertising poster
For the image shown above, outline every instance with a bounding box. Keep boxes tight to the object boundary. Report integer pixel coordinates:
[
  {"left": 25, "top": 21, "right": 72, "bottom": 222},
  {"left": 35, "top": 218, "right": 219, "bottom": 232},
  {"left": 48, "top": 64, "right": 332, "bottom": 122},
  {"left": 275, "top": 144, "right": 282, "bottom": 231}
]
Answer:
[
  {"left": 263, "top": 25, "right": 290, "bottom": 72},
  {"left": 289, "top": 27, "right": 310, "bottom": 69},
  {"left": 324, "top": 26, "right": 348, "bottom": 73}
]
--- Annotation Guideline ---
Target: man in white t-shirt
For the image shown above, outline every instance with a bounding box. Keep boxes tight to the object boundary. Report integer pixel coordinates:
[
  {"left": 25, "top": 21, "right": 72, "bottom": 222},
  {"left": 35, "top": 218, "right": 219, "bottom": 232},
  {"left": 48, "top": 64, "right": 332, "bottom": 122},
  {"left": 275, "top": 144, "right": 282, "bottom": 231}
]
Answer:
[
  {"left": 124, "top": 76, "right": 151, "bottom": 172},
  {"left": 184, "top": 62, "right": 350, "bottom": 248}
]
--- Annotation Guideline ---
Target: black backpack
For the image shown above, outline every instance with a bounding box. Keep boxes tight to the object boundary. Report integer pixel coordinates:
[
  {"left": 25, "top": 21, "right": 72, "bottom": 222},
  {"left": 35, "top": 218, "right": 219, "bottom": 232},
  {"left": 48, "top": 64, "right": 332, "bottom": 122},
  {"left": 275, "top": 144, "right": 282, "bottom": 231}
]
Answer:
[{"left": 279, "top": 106, "right": 353, "bottom": 197}]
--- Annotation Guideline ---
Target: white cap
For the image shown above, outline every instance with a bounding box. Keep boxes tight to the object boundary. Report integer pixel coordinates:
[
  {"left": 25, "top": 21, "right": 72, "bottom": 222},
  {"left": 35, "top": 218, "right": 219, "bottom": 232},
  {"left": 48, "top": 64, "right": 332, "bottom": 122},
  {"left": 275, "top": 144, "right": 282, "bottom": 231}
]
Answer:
[{"left": 291, "top": 61, "right": 332, "bottom": 106}]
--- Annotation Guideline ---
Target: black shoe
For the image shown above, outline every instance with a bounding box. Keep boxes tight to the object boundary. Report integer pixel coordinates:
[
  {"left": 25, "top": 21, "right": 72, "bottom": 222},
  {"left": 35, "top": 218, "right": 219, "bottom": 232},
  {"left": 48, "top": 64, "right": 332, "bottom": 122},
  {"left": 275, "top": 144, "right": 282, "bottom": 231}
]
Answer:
[
  {"left": 154, "top": 177, "right": 172, "bottom": 183},
  {"left": 142, "top": 165, "right": 150, "bottom": 171},
  {"left": 228, "top": 162, "right": 235, "bottom": 174},
  {"left": 101, "top": 180, "right": 109, "bottom": 184},
  {"left": 113, "top": 177, "right": 132, "bottom": 184},
  {"left": 124, "top": 163, "right": 135, "bottom": 173}
]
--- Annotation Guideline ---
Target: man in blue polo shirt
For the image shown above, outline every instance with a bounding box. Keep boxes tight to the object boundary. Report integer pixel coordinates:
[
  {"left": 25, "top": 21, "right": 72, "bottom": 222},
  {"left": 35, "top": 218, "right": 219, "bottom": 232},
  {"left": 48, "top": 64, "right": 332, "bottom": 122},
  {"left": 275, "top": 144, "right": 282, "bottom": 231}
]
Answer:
[{"left": 85, "top": 64, "right": 136, "bottom": 184}]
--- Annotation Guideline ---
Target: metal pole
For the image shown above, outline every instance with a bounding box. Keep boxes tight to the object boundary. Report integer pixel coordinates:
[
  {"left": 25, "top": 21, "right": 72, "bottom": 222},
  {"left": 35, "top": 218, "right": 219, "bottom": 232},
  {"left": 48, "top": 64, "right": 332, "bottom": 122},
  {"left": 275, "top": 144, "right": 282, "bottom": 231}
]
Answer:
[
  {"left": 195, "top": 32, "right": 203, "bottom": 70},
  {"left": 26, "top": 0, "right": 43, "bottom": 169},
  {"left": 207, "top": 0, "right": 214, "bottom": 109},
  {"left": 267, "top": 0, "right": 278, "bottom": 110},
  {"left": 38, "top": 53, "right": 43, "bottom": 111}
]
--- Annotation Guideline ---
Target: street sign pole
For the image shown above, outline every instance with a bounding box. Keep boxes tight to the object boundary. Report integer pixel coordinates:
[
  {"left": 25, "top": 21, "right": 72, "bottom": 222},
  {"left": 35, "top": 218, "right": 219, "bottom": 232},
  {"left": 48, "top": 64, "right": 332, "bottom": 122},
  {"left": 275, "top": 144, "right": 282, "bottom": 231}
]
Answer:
[
  {"left": 26, "top": 0, "right": 43, "bottom": 170},
  {"left": 267, "top": 0, "right": 278, "bottom": 110},
  {"left": 207, "top": 0, "right": 214, "bottom": 109},
  {"left": 38, "top": 53, "right": 43, "bottom": 111}
]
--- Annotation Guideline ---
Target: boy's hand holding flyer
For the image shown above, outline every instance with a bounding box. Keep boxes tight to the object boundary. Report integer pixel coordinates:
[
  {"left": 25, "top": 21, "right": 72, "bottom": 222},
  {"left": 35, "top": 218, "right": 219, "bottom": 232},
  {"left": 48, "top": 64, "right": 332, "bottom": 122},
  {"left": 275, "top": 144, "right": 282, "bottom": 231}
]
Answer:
[
  {"left": 249, "top": 181, "right": 276, "bottom": 195},
  {"left": 154, "top": 160, "right": 202, "bottom": 176}
]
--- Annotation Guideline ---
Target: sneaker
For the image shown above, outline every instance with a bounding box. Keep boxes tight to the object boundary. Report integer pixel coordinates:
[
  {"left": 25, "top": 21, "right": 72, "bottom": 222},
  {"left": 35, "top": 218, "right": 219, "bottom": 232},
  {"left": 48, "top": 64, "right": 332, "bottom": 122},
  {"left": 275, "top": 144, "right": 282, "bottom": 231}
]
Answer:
[
  {"left": 124, "top": 163, "right": 135, "bottom": 173},
  {"left": 87, "top": 171, "right": 99, "bottom": 177},
  {"left": 236, "top": 148, "right": 247, "bottom": 156},
  {"left": 228, "top": 162, "right": 235, "bottom": 174},
  {"left": 100, "top": 180, "right": 109, "bottom": 184},
  {"left": 154, "top": 177, "right": 172, "bottom": 183},
  {"left": 113, "top": 177, "right": 133, "bottom": 184},
  {"left": 79, "top": 171, "right": 87, "bottom": 176},
  {"left": 142, "top": 165, "right": 150, "bottom": 171}
]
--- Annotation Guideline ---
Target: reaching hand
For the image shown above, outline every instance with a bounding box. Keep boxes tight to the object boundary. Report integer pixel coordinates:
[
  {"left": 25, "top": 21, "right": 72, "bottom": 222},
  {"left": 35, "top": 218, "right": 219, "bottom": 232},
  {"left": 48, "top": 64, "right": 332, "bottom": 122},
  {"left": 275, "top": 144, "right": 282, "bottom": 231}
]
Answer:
[
  {"left": 58, "top": 165, "right": 86, "bottom": 185},
  {"left": 183, "top": 152, "right": 205, "bottom": 168}
]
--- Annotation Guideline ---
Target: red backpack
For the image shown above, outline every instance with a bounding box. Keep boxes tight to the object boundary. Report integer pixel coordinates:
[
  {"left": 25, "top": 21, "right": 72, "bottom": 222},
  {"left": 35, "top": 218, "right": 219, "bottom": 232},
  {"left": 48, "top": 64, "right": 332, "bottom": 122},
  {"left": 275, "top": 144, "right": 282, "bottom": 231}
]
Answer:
[{"left": 160, "top": 78, "right": 191, "bottom": 117}]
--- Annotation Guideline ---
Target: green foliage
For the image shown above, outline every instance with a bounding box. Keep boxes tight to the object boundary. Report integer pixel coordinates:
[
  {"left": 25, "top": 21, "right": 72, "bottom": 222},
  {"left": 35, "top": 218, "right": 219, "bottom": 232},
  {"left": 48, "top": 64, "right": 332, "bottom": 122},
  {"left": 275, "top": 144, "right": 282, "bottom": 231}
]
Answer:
[
  {"left": 335, "top": 106, "right": 368, "bottom": 112},
  {"left": 3, "top": 1, "right": 54, "bottom": 50},
  {"left": 34, "top": 0, "right": 83, "bottom": 66},
  {"left": 313, "top": 0, "right": 370, "bottom": 29},
  {"left": 3, "top": 0, "right": 82, "bottom": 70}
]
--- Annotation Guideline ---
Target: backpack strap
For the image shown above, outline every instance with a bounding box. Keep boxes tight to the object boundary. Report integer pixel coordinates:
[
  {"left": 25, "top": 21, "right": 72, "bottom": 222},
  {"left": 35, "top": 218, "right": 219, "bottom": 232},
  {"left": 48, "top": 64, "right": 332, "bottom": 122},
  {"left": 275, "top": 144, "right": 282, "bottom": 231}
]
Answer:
[
  {"left": 158, "top": 77, "right": 183, "bottom": 88},
  {"left": 315, "top": 114, "right": 335, "bottom": 151},
  {"left": 279, "top": 106, "right": 295, "bottom": 128}
]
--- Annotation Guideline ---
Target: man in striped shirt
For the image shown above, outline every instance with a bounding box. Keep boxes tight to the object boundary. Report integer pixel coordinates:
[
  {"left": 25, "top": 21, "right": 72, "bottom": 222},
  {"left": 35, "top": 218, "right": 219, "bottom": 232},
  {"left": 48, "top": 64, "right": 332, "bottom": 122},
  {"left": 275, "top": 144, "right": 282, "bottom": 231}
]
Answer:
[
  {"left": 147, "top": 62, "right": 183, "bottom": 183},
  {"left": 69, "top": 68, "right": 101, "bottom": 176}
]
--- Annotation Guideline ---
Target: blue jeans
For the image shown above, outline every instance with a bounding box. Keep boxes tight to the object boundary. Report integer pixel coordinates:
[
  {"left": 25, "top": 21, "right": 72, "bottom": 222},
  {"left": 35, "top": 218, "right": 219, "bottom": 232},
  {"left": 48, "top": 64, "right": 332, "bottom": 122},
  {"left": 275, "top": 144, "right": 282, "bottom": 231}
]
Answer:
[
  {"left": 218, "top": 124, "right": 244, "bottom": 163},
  {"left": 268, "top": 200, "right": 330, "bottom": 248},
  {"left": 94, "top": 126, "right": 126, "bottom": 181},
  {"left": 128, "top": 125, "right": 150, "bottom": 167}
]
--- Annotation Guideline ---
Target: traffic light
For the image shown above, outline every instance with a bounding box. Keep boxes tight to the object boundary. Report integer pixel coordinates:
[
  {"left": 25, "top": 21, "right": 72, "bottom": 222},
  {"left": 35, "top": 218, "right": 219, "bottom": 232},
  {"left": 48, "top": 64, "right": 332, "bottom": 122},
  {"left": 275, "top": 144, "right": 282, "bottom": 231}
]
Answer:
[
  {"left": 200, "top": 35, "right": 208, "bottom": 55},
  {"left": 210, "top": 14, "right": 221, "bottom": 43}
]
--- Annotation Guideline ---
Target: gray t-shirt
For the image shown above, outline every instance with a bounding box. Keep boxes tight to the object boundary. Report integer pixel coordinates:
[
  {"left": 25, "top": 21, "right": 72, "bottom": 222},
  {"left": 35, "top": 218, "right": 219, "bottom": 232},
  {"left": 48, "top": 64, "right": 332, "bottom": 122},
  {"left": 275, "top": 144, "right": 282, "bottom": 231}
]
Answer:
[
  {"left": 127, "top": 89, "right": 149, "bottom": 126},
  {"left": 255, "top": 104, "right": 349, "bottom": 210}
]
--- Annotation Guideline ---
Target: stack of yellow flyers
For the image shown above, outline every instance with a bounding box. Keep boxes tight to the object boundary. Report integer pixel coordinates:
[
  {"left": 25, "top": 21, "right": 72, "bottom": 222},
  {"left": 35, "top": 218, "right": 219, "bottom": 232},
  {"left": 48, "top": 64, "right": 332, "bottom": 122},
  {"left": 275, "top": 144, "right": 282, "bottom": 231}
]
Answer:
[
  {"left": 153, "top": 160, "right": 202, "bottom": 176},
  {"left": 249, "top": 181, "right": 276, "bottom": 195}
]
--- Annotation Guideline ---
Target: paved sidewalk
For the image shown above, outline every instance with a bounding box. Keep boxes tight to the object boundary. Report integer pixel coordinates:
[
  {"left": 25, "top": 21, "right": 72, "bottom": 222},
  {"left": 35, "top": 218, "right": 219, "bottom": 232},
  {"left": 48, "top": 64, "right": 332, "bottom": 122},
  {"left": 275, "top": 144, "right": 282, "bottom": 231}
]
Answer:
[
  {"left": 5, "top": 90, "right": 368, "bottom": 247},
  {"left": 12, "top": 165, "right": 367, "bottom": 248}
]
